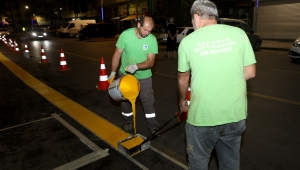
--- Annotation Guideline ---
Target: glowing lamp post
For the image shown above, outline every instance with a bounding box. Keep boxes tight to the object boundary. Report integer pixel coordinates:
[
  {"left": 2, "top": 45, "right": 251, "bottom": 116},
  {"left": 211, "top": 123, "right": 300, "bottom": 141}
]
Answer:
[{"left": 25, "top": 6, "right": 34, "bottom": 26}]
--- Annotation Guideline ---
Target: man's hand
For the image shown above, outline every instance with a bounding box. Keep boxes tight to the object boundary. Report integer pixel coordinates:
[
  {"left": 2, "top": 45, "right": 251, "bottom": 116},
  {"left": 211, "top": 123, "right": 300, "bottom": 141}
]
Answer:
[
  {"left": 108, "top": 72, "right": 116, "bottom": 84},
  {"left": 125, "top": 65, "right": 138, "bottom": 74},
  {"left": 179, "top": 99, "right": 189, "bottom": 113}
]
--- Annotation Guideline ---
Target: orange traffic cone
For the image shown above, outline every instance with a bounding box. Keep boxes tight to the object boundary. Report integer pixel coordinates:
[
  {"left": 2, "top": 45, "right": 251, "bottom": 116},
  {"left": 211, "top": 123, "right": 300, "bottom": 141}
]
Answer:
[
  {"left": 58, "top": 48, "right": 70, "bottom": 71},
  {"left": 39, "top": 45, "right": 50, "bottom": 64},
  {"left": 14, "top": 41, "right": 20, "bottom": 54},
  {"left": 176, "top": 87, "right": 191, "bottom": 122},
  {"left": 9, "top": 39, "right": 14, "bottom": 50},
  {"left": 96, "top": 57, "right": 109, "bottom": 90},
  {"left": 24, "top": 42, "right": 30, "bottom": 59}
]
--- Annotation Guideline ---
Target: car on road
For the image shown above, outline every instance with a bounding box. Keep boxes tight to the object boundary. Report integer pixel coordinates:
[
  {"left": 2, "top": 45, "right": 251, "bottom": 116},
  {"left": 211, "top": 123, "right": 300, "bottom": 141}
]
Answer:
[
  {"left": 159, "top": 18, "right": 262, "bottom": 51},
  {"left": 44, "top": 25, "right": 63, "bottom": 36},
  {"left": 288, "top": 37, "right": 300, "bottom": 62},
  {"left": 0, "top": 28, "right": 10, "bottom": 37},
  {"left": 218, "top": 18, "right": 262, "bottom": 51},
  {"left": 158, "top": 27, "right": 194, "bottom": 44},
  {"left": 77, "top": 23, "right": 117, "bottom": 40},
  {"left": 28, "top": 27, "right": 47, "bottom": 40}
]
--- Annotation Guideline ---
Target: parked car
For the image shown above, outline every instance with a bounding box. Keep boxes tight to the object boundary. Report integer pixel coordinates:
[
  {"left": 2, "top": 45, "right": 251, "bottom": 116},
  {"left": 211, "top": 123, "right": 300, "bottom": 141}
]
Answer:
[
  {"left": 28, "top": 27, "right": 47, "bottom": 40},
  {"left": 59, "top": 19, "right": 96, "bottom": 38},
  {"left": 288, "top": 37, "right": 300, "bottom": 62},
  {"left": 0, "top": 28, "right": 10, "bottom": 37},
  {"left": 158, "top": 27, "right": 194, "bottom": 44},
  {"left": 218, "top": 18, "right": 262, "bottom": 51},
  {"left": 77, "top": 23, "right": 117, "bottom": 41},
  {"left": 55, "top": 23, "right": 68, "bottom": 37},
  {"left": 44, "top": 25, "right": 63, "bottom": 36}
]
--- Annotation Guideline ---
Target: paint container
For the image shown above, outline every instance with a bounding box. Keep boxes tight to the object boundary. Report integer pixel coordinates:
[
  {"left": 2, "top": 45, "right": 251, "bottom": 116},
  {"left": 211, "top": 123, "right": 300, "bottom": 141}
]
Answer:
[{"left": 118, "top": 134, "right": 150, "bottom": 156}]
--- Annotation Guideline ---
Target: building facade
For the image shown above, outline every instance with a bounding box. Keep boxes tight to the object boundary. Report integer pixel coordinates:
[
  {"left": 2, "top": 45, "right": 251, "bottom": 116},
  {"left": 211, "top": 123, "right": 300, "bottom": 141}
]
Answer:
[{"left": 1, "top": 0, "right": 298, "bottom": 40}]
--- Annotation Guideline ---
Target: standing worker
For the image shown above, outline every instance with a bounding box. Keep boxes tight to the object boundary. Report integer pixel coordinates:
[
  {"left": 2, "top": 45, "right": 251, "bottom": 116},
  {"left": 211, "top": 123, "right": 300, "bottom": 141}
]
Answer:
[
  {"left": 165, "top": 17, "right": 178, "bottom": 59},
  {"left": 177, "top": 0, "right": 256, "bottom": 169},
  {"left": 108, "top": 16, "right": 160, "bottom": 135}
]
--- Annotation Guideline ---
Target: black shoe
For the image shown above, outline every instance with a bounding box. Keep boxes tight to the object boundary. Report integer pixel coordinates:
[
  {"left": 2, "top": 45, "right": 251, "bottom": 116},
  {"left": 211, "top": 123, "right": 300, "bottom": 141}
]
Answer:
[{"left": 124, "top": 123, "right": 134, "bottom": 133}]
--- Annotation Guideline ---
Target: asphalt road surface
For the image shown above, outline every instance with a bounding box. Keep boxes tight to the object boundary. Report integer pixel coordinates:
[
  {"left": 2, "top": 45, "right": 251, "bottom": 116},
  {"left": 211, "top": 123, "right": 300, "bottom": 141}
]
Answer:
[{"left": 0, "top": 32, "right": 300, "bottom": 170}]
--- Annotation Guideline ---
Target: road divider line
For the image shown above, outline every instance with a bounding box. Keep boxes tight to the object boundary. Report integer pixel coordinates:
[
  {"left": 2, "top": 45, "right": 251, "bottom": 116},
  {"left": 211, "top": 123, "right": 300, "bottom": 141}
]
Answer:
[
  {"left": 0, "top": 115, "right": 60, "bottom": 132},
  {"left": 268, "top": 68, "right": 300, "bottom": 74},
  {"left": 50, "top": 48, "right": 101, "bottom": 62},
  {"left": 51, "top": 113, "right": 109, "bottom": 170},
  {"left": 248, "top": 92, "right": 300, "bottom": 106}
]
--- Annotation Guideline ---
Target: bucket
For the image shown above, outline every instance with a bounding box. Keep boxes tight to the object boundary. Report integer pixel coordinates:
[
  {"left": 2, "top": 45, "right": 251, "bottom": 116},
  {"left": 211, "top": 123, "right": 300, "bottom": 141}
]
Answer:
[
  {"left": 108, "top": 74, "right": 140, "bottom": 101},
  {"left": 108, "top": 77, "right": 125, "bottom": 101}
]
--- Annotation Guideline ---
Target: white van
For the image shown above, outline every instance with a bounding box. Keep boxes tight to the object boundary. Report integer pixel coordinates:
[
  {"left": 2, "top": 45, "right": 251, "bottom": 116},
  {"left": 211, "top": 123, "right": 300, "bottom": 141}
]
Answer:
[{"left": 60, "top": 19, "right": 96, "bottom": 37}]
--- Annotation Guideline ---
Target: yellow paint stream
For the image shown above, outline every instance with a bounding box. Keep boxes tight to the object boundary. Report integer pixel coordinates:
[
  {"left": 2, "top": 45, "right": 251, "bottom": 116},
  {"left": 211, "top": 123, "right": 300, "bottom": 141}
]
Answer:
[
  {"left": 118, "top": 74, "right": 143, "bottom": 149},
  {"left": 119, "top": 75, "right": 140, "bottom": 134},
  {"left": 0, "top": 53, "right": 130, "bottom": 149}
]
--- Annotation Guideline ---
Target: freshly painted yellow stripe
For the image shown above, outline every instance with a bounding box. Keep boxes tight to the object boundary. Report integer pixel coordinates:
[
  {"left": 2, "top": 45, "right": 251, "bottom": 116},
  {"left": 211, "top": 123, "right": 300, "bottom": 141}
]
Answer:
[{"left": 0, "top": 53, "right": 130, "bottom": 149}]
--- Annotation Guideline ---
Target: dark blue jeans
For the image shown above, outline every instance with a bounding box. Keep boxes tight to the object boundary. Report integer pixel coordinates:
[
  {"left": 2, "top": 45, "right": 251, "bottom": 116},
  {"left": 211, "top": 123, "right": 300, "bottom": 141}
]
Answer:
[{"left": 186, "top": 120, "right": 246, "bottom": 170}]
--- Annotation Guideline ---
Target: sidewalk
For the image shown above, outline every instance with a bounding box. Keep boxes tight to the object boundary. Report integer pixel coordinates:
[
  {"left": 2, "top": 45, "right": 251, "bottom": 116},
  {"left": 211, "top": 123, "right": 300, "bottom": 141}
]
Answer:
[{"left": 260, "top": 39, "right": 293, "bottom": 51}]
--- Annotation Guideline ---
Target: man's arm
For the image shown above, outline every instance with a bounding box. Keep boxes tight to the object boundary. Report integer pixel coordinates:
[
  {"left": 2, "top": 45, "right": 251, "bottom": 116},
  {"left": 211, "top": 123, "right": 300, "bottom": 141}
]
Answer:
[
  {"left": 136, "top": 53, "right": 156, "bottom": 70},
  {"left": 108, "top": 48, "right": 123, "bottom": 83},
  {"left": 111, "top": 48, "right": 123, "bottom": 72},
  {"left": 244, "top": 64, "right": 256, "bottom": 81},
  {"left": 178, "top": 71, "right": 190, "bottom": 112}
]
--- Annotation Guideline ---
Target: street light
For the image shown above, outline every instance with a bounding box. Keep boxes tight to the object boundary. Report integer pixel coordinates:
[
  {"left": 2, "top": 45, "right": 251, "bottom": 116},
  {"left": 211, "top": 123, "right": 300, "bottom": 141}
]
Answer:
[{"left": 25, "top": 6, "right": 34, "bottom": 26}]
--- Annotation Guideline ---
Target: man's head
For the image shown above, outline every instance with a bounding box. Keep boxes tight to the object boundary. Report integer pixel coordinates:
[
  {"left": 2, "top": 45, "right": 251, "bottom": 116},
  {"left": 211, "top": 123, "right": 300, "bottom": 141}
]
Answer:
[
  {"left": 190, "top": 0, "right": 218, "bottom": 29},
  {"left": 169, "top": 17, "right": 174, "bottom": 23},
  {"left": 137, "top": 16, "right": 154, "bottom": 38}
]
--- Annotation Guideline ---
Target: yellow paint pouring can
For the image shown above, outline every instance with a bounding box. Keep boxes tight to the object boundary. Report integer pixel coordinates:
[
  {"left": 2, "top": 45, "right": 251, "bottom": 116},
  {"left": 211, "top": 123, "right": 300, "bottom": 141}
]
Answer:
[{"left": 108, "top": 75, "right": 151, "bottom": 156}]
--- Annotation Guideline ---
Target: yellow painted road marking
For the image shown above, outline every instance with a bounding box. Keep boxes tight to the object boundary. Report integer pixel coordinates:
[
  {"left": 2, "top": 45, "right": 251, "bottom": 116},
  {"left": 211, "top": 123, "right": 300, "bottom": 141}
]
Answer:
[{"left": 0, "top": 53, "right": 130, "bottom": 149}]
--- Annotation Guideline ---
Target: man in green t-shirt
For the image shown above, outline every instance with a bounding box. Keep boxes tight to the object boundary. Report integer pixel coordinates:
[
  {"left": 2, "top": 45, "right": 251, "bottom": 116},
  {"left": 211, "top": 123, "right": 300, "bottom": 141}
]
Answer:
[
  {"left": 108, "top": 16, "right": 160, "bottom": 135},
  {"left": 177, "top": 0, "right": 256, "bottom": 169}
]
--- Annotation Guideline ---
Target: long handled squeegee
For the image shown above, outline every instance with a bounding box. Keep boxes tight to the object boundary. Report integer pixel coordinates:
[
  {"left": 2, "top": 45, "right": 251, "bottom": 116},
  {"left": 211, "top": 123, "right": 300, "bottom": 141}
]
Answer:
[{"left": 118, "top": 112, "right": 183, "bottom": 156}]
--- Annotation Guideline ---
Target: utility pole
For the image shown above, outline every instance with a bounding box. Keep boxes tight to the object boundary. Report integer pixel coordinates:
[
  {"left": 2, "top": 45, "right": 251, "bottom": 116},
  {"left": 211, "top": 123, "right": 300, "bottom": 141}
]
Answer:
[
  {"left": 253, "top": 0, "right": 259, "bottom": 32},
  {"left": 136, "top": 0, "right": 138, "bottom": 20}
]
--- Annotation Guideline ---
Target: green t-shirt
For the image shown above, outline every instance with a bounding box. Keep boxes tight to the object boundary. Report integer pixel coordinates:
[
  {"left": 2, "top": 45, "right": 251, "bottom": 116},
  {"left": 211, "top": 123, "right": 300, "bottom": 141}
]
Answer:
[
  {"left": 116, "top": 28, "right": 158, "bottom": 79},
  {"left": 178, "top": 24, "right": 256, "bottom": 126}
]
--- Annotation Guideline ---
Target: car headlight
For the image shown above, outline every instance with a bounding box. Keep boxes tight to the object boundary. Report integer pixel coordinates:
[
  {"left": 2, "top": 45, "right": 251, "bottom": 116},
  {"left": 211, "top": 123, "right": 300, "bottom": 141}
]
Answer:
[
  {"left": 32, "top": 32, "right": 37, "bottom": 36},
  {"left": 292, "top": 42, "right": 300, "bottom": 47},
  {"left": 43, "top": 33, "right": 47, "bottom": 36}
]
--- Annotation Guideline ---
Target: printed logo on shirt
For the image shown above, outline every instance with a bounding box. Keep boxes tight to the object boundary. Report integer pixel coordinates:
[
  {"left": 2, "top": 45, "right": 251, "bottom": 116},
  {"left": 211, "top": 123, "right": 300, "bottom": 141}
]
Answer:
[
  {"left": 194, "top": 38, "right": 236, "bottom": 56},
  {"left": 143, "top": 45, "right": 148, "bottom": 50}
]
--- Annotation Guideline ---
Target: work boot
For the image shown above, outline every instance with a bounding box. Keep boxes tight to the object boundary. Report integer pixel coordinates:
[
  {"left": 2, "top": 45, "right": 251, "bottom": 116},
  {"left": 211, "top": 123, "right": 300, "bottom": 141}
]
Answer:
[{"left": 124, "top": 123, "right": 134, "bottom": 134}]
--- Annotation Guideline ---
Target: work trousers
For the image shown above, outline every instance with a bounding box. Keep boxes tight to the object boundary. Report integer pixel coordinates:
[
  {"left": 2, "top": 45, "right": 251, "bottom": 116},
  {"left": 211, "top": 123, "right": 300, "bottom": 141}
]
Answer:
[
  {"left": 186, "top": 120, "right": 246, "bottom": 170},
  {"left": 120, "top": 74, "right": 159, "bottom": 132}
]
